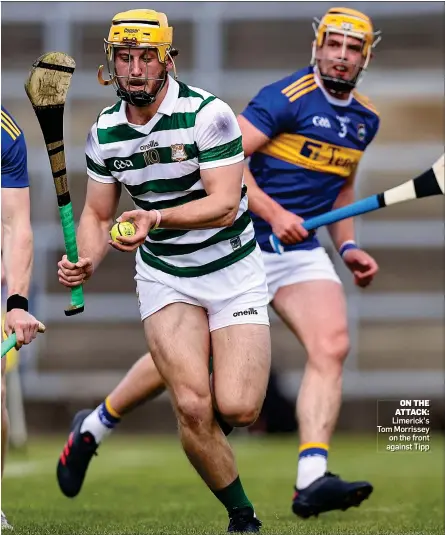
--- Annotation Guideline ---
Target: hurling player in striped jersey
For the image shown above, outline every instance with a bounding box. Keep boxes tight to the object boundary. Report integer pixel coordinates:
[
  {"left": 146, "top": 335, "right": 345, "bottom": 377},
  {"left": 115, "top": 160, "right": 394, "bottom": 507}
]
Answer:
[{"left": 56, "top": 5, "right": 382, "bottom": 522}]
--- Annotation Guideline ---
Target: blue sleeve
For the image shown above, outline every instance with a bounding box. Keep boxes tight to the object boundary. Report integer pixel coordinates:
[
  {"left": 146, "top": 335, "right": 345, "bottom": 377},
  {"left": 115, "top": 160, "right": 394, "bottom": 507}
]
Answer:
[
  {"left": 241, "top": 84, "right": 290, "bottom": 139},
  {"left": 1, "top": 134, "right": 29, "bottom": 188},
  {"left": 366, "top": 115, "right": 380, "bottom": 146}
]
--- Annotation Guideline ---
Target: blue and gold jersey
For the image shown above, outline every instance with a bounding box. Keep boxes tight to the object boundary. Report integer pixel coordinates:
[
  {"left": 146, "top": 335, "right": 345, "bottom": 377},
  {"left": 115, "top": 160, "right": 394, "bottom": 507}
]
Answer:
[
  {"left": 241, "top": 66, "right": 380, "bottom": 252},
  {"left": 1, "top": 106, "right": 29, "bottom": 189}
]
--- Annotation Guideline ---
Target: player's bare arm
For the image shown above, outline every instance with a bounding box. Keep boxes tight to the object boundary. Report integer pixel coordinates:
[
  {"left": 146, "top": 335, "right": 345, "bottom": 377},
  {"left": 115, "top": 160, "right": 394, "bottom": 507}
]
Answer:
[
  {"left": 327, "top": 170, "right": 357, "bottom": 248},
  {"left": 2, "top": 188, "right": 33, "bottom": 298},
  {"left": 328, "top": 170, "right": 379, "bottom": 287},
  {"left": 2, "top": 187, "right": 40, "bottom": 346},
  {"left": 58, "top": 179, "right": 121, "bottom": 287},
  {"left": 238, "top": 115, "right": 308, "bottom": 244}
]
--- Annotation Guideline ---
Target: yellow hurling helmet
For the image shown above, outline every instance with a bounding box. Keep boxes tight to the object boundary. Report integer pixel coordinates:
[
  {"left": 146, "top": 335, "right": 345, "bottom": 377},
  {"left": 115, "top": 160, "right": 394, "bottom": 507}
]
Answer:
[
  {"left": 98, "top": 9, "right": 178, "bottom": 107},
  {"left": 311, "top": 7, "right": 382, "bottom": 92}
]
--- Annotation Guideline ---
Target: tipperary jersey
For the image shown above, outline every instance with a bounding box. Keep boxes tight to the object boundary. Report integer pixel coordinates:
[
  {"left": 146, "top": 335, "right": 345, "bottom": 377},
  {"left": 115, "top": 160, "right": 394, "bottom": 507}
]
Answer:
[
  {"left": 241, "top": 65, "right": 380, "bottom": 252},
  {"left": 1, "top": 106, "right": 29, "bottom": 189}
]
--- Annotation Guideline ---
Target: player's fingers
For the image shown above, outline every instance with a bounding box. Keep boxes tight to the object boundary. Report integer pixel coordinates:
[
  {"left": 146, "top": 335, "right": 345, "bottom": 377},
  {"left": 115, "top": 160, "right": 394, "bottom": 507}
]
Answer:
[
  {"left": 116, "top": 211, "right": 138, "bottom": 223},
  {"left": 58, "top": 272, "right": 85, "bottom": 287},
  {"left": 75, "top": 258, "right": 92, "bottom": 269},
  {"left": 116, "top": 233, "right": 146, "bottom": 245},
  {"left": 59, "top": 262, "right": 85, "bottom": 275},
  {"left": 14, "top": 324, "right": 25, "bottom": 346},
  {"left": 58, "top": 255, "right": 77, "bottom": 270},
  {"left": 287, "top": 227, "right": 304, "bottom": 243},
  {"left": 22, "top": 324, "right": 34, "bottom": 344},
  {"left": 108, "top": 239, "right": 140, "bottom": 253},
  {"left": 3, "top": 321, "right": 13, "bottom": 337},
  {"left": 295, "top": 222, "right": 309, "bottom": 239}
]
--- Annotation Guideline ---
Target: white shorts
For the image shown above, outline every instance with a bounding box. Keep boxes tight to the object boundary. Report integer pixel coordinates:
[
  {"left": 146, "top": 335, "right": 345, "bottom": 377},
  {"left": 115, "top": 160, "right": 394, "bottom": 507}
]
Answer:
[
  {"left": 262, "top": 247, "right": 341, "bottom": 301},
  {"left": 135, "top": 245, "right": 270, "bottom": 332}
]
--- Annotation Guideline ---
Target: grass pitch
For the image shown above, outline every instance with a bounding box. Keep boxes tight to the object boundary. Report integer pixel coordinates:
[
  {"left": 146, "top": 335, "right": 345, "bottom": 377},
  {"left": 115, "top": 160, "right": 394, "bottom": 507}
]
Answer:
[{"left": 2, "top": 433, "right": 443, "bottom": 534}]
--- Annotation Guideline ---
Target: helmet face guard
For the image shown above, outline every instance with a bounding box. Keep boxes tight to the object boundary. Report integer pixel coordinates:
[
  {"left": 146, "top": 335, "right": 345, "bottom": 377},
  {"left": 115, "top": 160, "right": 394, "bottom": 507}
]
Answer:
[
  {"left": 98, "top": 9, "right": 178, "bottom": 107},
  {"left": 311, "top": 7, "right": 381, "bottom": 93}
]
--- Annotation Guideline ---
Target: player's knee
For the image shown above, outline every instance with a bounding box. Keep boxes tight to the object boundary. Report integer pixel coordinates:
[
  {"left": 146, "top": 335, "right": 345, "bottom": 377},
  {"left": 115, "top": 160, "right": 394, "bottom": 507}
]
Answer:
[
  {"left": 217, "top": 398, "right": 261, "bottom": 428},
  {"left": 175, "top": 387, "right": 213, "bottom": 430},
  {"left": 309, "top": 330, "right": 350, "bottom": 367}
]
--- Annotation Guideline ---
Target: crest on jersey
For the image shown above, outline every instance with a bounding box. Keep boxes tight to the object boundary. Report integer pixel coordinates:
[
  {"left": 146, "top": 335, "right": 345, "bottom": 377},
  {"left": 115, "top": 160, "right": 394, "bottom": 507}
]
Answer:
[
  {"left": 171, "top": 143, "right": 187, "bottom": 162},
  {"left": 357, "top": 123, "right": 366, "bottom": 141}
]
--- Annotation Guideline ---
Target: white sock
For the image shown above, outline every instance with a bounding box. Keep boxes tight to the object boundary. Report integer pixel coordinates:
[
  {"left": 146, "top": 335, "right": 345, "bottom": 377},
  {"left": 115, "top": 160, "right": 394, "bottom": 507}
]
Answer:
[
  {"left": 296, "top": 444, "right": 328, "bottom": 490},
  {"left": 80, "top": 400, "right": 120, "bottom": 444}
]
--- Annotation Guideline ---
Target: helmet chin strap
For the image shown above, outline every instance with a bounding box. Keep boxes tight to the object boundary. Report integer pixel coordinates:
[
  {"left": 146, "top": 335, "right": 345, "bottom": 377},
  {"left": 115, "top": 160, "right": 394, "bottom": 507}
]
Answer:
[{"left": 116, "top": 70, "right": 168, "bottom": 107}]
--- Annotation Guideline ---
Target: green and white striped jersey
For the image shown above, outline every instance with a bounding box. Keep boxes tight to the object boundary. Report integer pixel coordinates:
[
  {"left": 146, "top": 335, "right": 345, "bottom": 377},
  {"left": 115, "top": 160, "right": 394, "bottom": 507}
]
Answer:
[{"left": 85, "top": 76, "right": 256, "bottom": 278}]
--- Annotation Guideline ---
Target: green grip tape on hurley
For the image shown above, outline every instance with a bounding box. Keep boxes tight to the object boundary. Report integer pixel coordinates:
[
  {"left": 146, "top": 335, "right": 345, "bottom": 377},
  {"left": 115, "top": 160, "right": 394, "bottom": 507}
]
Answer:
[
  {"left": 1, "top": 334, "right": 17, "bottom": 358},
  {"left": 58, "top": 203, "right": 84, "bottom": 311}
]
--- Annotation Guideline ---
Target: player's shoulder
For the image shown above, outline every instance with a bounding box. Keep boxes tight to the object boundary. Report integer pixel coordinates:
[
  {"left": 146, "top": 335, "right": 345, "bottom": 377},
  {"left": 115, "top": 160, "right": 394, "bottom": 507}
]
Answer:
[
  {"left": 92, "top": 99, "right": 125, "bottom": 130},
  {"left": 1, "top": 106, "right": 24, "bottom": 154},
  {"left": 255, "top": 66, "right": 316, "bottom": 106},
  {"left": 177, "top": 80, "right": 214, "bottom": 102},
  {"left": 352, "top": 90, "right": 380, "bottom": 120},
  {"left": 176, "top": 80, "right": 234, "bottom": 116}
]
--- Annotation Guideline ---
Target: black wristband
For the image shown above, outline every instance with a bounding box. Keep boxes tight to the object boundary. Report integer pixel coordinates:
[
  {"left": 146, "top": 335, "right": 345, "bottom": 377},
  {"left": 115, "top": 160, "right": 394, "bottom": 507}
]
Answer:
[{"left": 6, "top": 294, "right": 29, "bottom": 312}]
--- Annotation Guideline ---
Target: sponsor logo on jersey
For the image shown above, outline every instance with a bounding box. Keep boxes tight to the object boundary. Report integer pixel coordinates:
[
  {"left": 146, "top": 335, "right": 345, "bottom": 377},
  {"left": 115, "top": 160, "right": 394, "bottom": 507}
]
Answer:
[{"left": 233, "top": 308, "right": 258, "bottom": 318}]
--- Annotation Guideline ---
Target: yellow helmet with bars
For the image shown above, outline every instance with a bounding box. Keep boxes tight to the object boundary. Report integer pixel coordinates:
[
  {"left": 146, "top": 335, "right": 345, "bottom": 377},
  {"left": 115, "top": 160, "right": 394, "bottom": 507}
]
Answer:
[
  {"left": 105, "top": 9, "right": 175, "bottom": 64},
  {"left": 98, "top": 9, "right": 178, "bottom": 107},
  {"left": 311, "top": 7, "right": 381, "bottom": 91},
  {"left": 314, "top": 7, "right": 379, "bottom": 58}
]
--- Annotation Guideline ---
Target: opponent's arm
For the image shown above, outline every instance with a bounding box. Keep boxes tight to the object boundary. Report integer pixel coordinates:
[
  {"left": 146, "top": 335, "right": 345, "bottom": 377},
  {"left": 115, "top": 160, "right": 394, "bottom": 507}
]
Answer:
[
  {"left": 327, "top": 170, "right": 356, "bottom": 250},
  {"left": 238, "top": 116, "right": 284, "bottom": 225},
  {"left": 1, "top": 187, "right": 33, "bottom": 299},
  {"left": 327, "top": 169, "right": 379, "bottom": 287},
  {"left": 238, "top": 115, "right": 308, "bottom": 244}
]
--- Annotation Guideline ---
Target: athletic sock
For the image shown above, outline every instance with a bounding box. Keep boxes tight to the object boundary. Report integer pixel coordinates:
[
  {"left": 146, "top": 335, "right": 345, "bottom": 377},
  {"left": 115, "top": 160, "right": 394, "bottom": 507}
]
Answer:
[
  {"left": 80, "top": 396, "right": 121, "bottom": 444},
  {"left": 296, "top": 442, "right": 329, "bottom": 490},
  {"left": 212, "top": 476, "right": 254, "bottom": 515}
]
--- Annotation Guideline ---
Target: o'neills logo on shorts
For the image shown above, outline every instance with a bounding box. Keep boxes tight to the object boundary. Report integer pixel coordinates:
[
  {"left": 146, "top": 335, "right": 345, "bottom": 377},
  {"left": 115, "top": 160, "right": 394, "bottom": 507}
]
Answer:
[{"left": 233, "top": 308, "right": 258, "bottom": 317}]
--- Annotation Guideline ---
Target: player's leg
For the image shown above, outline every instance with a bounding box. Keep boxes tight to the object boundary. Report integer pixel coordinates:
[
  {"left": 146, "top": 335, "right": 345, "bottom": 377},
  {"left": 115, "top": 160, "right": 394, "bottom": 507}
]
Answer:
[
  {"left": 56, "top": 352, "right": 165, "bottom": 497},
  {"left": 264, "top": 248, "right": 372, "bottom": 517},
  {"left": 211, "top": 324, "right": 271, "bottom": 428},
  {"left": 146, "top": 303, "right": 261, "bottom": 531},
  {"left": 81, "top": 352, "right": 164, "bottom": 442},
  {"left": 1, "top": 356, "right": 13, "bottom": 529},
  {"left": 273, "top": 280, "right": 348, "bottom": 468}
]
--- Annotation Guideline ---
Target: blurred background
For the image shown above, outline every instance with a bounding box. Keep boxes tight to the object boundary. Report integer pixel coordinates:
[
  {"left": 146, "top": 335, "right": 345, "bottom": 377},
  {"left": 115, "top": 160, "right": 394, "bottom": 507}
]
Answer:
[{"left": 1, "top": 1, "right": 444, "bottom": 443}]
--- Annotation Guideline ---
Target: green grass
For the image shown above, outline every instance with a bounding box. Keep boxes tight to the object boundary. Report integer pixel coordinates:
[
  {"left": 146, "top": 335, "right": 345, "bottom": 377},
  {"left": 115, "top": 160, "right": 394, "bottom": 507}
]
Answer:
[{"left": 2, "top": 433, "right": 443, "bottom": 534}]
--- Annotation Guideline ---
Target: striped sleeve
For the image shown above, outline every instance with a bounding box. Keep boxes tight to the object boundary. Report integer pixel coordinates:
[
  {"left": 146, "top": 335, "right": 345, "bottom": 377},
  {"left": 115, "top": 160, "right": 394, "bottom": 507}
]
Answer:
[
  {"left": 195, "top": 99, "right": 244, "bottom": 170},
  {"left": 85, "top": 123, "right": 116, "bottom": 184}
]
